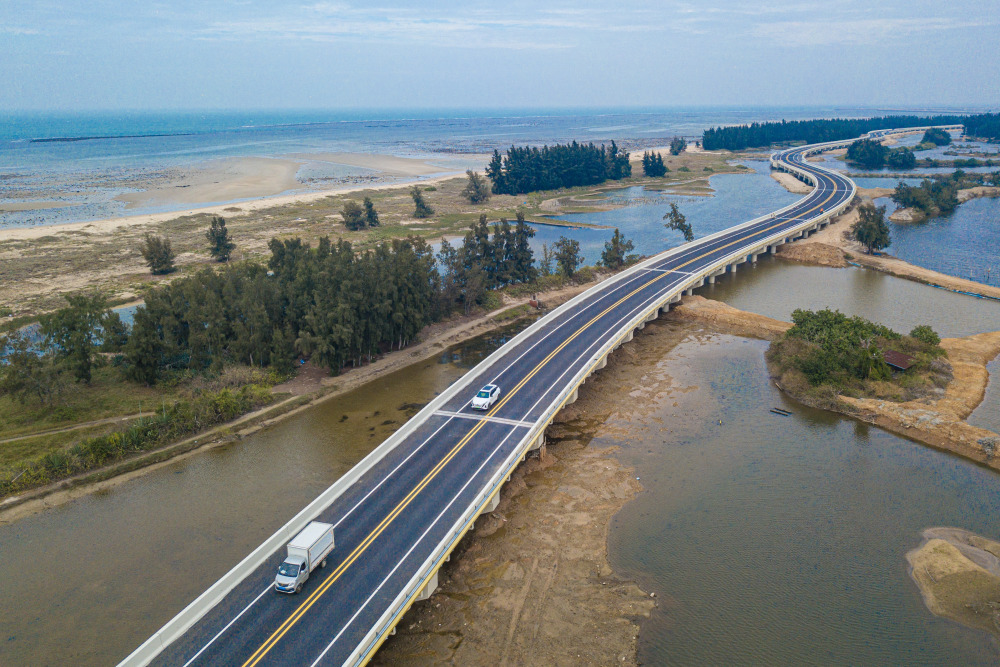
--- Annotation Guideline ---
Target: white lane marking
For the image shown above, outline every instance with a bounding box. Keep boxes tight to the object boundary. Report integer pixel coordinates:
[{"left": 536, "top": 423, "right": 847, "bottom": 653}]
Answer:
[
  {"left": 641, "top": 267, "right": 699, "bottom": 276},
  {"left": 433, "top": 410, "right": 533, "bottom": 429},
  {"left": 314, "top": 273, "right": 696, "bottom": 664},
  {"left": 181, "top": 585, "right": 271, "bottom": 667},
  {"left": 186, "top": 150, "right": 847, "bottom": 662},
  {"left": 308, "top": 423, "right": 525, "bottom": 667}
]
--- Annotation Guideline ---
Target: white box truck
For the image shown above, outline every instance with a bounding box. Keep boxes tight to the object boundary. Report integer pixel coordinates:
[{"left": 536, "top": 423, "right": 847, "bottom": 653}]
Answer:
[{"left": 274, "top": 521, "right": 335, "bottom": 594}]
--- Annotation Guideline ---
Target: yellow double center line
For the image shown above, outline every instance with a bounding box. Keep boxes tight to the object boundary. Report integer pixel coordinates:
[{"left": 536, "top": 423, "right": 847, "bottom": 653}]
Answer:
[{"left": 240, "top": 172, "right": 839, "bottom": 667}]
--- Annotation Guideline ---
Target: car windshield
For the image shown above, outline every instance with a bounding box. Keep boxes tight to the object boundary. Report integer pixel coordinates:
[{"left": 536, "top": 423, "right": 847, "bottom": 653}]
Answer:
[
  {"left": 476, "top": 390, "right": 490, "bottom": 398},
  {"left": 277, "top": 562, "right": 300, "bottom": 577}
]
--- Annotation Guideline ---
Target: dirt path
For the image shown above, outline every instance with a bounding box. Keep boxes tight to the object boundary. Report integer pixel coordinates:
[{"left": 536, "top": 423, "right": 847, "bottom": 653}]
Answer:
[{"left": 0, "top": 413, "right": 146, "bottom": 445}]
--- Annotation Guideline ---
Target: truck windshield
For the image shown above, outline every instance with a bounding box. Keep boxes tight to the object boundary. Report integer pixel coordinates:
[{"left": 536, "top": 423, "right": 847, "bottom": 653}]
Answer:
[{"left": 277, "top": 562, "right": 300, "bottom": 577}]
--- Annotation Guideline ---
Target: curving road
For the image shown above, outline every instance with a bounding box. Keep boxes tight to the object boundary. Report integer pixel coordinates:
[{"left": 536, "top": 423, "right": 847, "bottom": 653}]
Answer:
[{"left": 130, "top": 133, "right": 869, "bottom": 667}]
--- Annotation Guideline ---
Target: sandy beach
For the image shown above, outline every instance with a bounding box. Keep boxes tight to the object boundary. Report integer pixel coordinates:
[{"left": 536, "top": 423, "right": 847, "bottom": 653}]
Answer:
[{"left": 0, "top": 152, "right": 471, "bottom": 243}]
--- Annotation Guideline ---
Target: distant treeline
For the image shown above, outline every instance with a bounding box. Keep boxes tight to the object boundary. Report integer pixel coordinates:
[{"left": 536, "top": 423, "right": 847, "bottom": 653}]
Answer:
[
  {"left": 700, "top": 114, "right": 987, "bottom": 151},
  {"left": 486, "top": 141, "right": 631, "bottom": 195},
  {"left": 964, "top": 113, "right": 1000, "bottom": 141}
]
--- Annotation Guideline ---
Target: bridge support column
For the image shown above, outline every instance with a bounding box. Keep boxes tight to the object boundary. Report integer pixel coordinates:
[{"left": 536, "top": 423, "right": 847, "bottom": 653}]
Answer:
[
  {"left": 750, "top": 253, "right": 759, "bottom": 264},
  {"left": 416, "top": 570, "right": 438, "bottom": 602},
  {"left": 566, "top": 387, "right": 579, "bottom": 405},
  {"left": 480, "top": 493, "right": 500, "bottom": 514}
]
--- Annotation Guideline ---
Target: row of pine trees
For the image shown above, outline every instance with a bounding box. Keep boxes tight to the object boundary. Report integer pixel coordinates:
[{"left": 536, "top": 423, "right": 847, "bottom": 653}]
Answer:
[{"left": 486, "top": 141, "right": 631, "bottom": 195}]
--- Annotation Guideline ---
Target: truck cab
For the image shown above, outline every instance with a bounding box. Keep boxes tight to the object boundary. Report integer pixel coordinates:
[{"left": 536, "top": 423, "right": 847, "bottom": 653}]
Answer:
[
  {"left": 273, "top": 521, "right": 335, "bottom": 594},
  {"left": 274, "top": 556, "right": 309, "bottom": 594}
]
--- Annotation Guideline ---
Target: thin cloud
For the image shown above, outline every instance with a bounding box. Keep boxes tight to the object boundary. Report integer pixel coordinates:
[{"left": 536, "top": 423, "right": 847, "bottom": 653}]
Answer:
[{"left": 753, "top": 16, "right": 991, "bottom": 47}]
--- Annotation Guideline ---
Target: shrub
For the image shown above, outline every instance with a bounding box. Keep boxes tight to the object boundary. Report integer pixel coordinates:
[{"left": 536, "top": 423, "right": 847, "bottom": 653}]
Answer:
[{"left": 910, "top": 325, "right": 941, "bottom": 347}]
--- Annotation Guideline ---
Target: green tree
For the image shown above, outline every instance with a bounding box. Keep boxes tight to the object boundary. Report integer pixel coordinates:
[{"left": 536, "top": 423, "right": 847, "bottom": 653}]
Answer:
[
  {"left": 539, "top": 243, "right": 554, "bottom": 277},
  {"left": 363, "top": 196, "right": 380, "bottom": 227},
  {"left": 845, "top": 138, "right": 888, "bottom": 169},
  {"left": 553, "top": 236, "right": 583, "bottom": 278},
  {"left": 642, "top": 151, "right": 668, "bottom": 177},
  {"left": 341, "top": 200, "right": 367, "bottom": 231},
  {"left": 663, "top": 202, "right": 694, "bottom": 242},
  {"left": 411, "top": 186, "right": 434, "bottom": 218},
  {"left": 512, "top": 211, "right": 537, "bottom": 284},
  {"left": 0, "top": 331, "right": 65, "bottom": 405},
  {"left": 669, "top": 136, "right": 687, "bottom": 156},
  {"left": 100, "top": 310, "right": 129, "bottom": 352},
  {"left": 40, "top": 292, "right": 111, "bottom": 384},
  {"left": 851, "top": 202, "right": 891, "bottom": 254},
  {"left": 139, "top": 233, "right": 176, "bottom": 275},
  {"left": 922, "top": 127, "right": 952, "bottom": 146},
  {"left": 205, "top": 215, "right": 236, "bottom": 262},
  {"left": 461, "top": 170, "right": 492, "bottom": 203},
  {"left": 910, "top": 325, "right": 941, "bottom": 346},
  {"left": 885, "top": 148, "right": 916, "bottom": 170},
  {"left": 123, "top": 305, "right": 167, "bottom": 385},
  {"left": 600, "top": 228, "right": 636, "bottom": 270}
]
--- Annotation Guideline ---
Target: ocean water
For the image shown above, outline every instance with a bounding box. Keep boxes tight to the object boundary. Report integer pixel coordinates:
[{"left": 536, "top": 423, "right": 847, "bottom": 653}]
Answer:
[{"left": 0, "top": 106, "right": 932, "bottom": 229}]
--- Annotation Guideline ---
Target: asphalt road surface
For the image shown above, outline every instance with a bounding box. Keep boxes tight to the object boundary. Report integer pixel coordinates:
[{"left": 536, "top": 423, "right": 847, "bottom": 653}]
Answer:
[{"left": 147, "top": 140, "right": 853, "bottom": 667}]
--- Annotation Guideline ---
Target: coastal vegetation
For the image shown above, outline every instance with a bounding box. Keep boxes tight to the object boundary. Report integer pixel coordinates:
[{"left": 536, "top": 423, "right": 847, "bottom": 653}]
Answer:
[
  {"left": 410, "top": 186, "right": 434, "bottom": 218},
  {"left": 701, "top": 113, "right": 1000, "bottom": 151},
  {"left": 921, "top": 127, "right": 952, "bottom": 146},
  {"left": 850, "top": 202, "right": 891, "bottom": 254},
  {"left": 552, "top": 236, "right": 583, "bottom": 277},
  {"left": 766, "top": 309, "right": 949, "bottom": 406},
  {"left": 139, "top": 233, "right": 176, "bottom": 275},
  {"left": 485, "top": 141, "right": 631, "bottom": 195},
  {"left": 461, "top": 170, "right": 492, "bottom": 204},
  {"left": 845, "top": 138, "right": 916, "bottom": 169},
  {"left": 663, "top": 202, "right": 693, "bottom": 242},
  {"left": 964, "top": 112, "right": 1000, "bottom": 141},
  {"left": 892, "top": 178, "right": 959, "bottom": 218},
  {"left": 669, "top": 136, "right": 687, "bottom": 155},
  {"left": 641, "top": 151, "right": 668, "bottom": 177},
  {"left": 206, "top": 216, "right": 236, "bottom": 262},
  {"left": 599, "top": 229, "right": 637, "bottom": 270}
]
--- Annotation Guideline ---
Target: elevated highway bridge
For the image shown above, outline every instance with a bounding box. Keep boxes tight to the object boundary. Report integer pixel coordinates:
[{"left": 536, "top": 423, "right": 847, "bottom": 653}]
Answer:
[{"left": 123, "top": 126, "right": 956, "bottom": 667}]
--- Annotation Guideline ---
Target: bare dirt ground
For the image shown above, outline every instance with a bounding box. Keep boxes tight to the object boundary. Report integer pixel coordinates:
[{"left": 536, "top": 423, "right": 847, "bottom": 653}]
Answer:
[
  {"left": 669, "top": 295, "right": 791, "bottom": 340},
  {"left": 770, "top": 171, "right": 812, "bottom": 194},
  {"left": 907, "top": 527, "right": 1000, "bottom": 637}
]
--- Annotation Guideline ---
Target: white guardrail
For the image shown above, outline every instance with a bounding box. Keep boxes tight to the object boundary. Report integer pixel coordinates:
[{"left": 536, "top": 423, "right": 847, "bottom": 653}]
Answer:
[{"left": 122, "top": 125, "right": 958, "bottom": 667}]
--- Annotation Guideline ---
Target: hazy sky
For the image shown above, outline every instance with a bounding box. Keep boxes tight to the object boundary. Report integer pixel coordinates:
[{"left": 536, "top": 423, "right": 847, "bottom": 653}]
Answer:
[{"left": 2, "top": 0, "right": 998, "bottom": 111}]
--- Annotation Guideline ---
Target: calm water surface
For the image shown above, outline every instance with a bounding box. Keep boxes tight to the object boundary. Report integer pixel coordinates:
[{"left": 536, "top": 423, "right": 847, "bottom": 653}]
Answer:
[
  {"left": 702, "top": 253, "right": 1000, "bottom": 337},
  {"left": 596, "top": 329, "right": 1000, "bottom": 665}
]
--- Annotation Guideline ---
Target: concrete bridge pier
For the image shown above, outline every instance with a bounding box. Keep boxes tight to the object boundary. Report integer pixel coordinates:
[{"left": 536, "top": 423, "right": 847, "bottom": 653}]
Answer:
[
  {"left": 416, "top": 570, "right": 438, "bottom": 602},
  {"left": 480, "top": 493, "right": 500, "bottom": 514},
  {"left": 707, "top": 268, "right": 726, "bottom": 284}
]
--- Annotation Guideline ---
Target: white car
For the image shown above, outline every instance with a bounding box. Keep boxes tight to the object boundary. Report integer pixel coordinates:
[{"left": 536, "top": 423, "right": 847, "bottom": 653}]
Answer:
[{"left": 471, "top": 384, "right": 500, "bottom": 410}]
